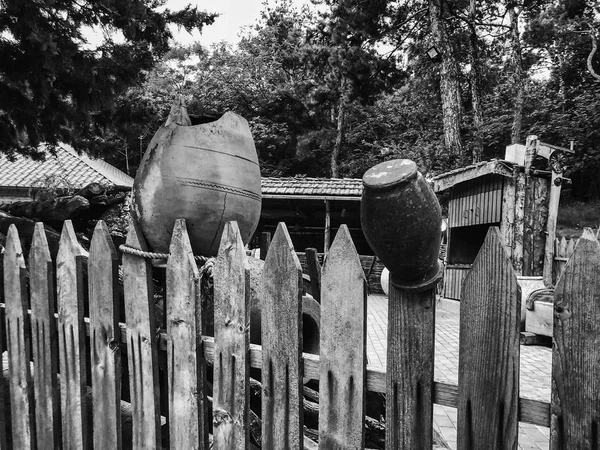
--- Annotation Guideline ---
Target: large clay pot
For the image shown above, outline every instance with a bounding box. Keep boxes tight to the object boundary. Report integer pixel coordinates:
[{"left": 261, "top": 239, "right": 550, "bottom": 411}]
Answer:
[
  {"left": 132, "top": 110, "right": 262, "bottom": 256},
  {"left": 361, "top": 159, "right": 441, "bottom": 285}
]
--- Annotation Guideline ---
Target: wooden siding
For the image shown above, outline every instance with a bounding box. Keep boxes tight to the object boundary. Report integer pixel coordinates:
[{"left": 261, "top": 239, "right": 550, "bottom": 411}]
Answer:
[
  {"left": 444, "top": 265, "right": 471, "bottom": 300},
  {"left": 448, "top": 176, "right": 504, "bottom": 227}
]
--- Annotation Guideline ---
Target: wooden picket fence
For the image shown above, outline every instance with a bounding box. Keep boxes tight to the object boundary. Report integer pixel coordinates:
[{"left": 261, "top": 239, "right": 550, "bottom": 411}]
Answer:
[
  {"left": 1, "top": 218, "right": 600, "bottom": 449},
  {"left": 553, "top": 236, "right": 578, "bottom": 283}
]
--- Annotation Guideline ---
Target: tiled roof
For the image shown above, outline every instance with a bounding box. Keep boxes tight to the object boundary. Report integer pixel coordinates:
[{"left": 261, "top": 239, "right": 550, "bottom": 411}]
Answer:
[
  {"left": 261, "top": 177, "right": 363, "bottom": 199},
  {"left": 0, "top": 144, "right": 134, "bottom": 190}
]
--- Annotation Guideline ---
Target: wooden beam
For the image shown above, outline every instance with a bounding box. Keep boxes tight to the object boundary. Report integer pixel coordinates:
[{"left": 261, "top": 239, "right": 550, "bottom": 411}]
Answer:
[
  {"left": 433, "top": 160, "right": 515, "bottom": 193},
  {"left": 324, "top": 200, "right": 331, "bottom": 253}
]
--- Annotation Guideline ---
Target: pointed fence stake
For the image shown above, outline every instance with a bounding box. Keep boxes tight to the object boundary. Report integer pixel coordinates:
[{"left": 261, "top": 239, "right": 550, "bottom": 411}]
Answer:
[
  {"left": 56, "top": 220, "right": 90, "bottom": 449},
  {"left": 261, "top": 222, "right": 303, "bottom": 450},
  {"left": 213, "top": 221, "right": 250, "bottom": 450},
  {"left": 30, "top": 223, "right": 61, "bottom": 449},
  {"left": 318, "top": 225, "right": 367, "bottom": 450},
  {"left": 551, "top": 228, "right": 600, "bottom": 449},
  {"left": 167, "top": 219, "right": 208, "bottom": 449},
  {"left": 89, "top": 221, "right": 122, "bottom": 449},
  {"left": 4, "top": 225, "right": 35, "bottom": 449},
  {"left": 457, "top": 227, "right": 521, "bottom": 450},
  {"left": 123, "top": 219, "right": 161, "bottom": 449}
]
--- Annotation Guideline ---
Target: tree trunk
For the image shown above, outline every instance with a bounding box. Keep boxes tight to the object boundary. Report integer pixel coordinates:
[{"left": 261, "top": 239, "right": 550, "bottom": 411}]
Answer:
[
  {"left": 331, "top": 78, "right": 349, "bottom": 178},
  {"left": 468, "top": 0, "right": 484, "bottom": 163},
  {"left": 429, "top": 0, "right": 464, "bottom": 157},
  {"left": 509, "top": 6, "right": 525, "bottom": 144}
]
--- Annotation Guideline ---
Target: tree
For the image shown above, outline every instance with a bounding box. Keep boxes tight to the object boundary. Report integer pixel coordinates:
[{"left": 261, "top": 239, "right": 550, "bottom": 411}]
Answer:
[{"left": 0, "top": 0, "right": 216, "bottom": 157}]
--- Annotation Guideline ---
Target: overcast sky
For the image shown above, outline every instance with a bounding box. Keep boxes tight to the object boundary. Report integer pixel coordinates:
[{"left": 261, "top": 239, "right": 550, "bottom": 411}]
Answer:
[{"left": 166, "top": 0, "right": 314, "bottom": 47}]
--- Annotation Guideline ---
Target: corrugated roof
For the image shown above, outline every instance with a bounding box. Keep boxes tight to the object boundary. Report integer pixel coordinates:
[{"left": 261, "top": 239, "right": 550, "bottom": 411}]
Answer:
[
  {"left": 432, "top": 160, "right": 516, "bottom": 193},
  {"left": 261, "top": 177, "right": 363, "bottom": 199},
  {"left": 0, "top": 144, "right": 134, "bottom": 190}
]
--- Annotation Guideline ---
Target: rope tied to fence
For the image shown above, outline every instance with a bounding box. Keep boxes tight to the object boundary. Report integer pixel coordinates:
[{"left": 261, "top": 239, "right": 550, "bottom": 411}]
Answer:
[{"left": 119, "top": 244, "right": 211, "bottom": 264}]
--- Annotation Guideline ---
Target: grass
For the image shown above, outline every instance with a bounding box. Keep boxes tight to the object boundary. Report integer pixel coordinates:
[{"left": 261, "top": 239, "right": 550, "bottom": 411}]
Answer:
[{"left": 556, "top": 200, "right": 600, "bottom": 238}]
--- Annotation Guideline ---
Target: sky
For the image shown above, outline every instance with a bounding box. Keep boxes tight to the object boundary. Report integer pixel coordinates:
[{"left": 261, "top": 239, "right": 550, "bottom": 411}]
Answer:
[{"left": 165, "top": 0, "right": 314, "bottom": 47}]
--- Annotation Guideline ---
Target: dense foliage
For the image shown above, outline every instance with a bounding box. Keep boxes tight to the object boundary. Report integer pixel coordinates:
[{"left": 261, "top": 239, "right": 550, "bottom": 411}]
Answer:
[
  {"left": 2, "top": 0, "right": 599, "bottom": 200},
  {"left": 0, "top": 0, "right": 216, "bottom": 158}
]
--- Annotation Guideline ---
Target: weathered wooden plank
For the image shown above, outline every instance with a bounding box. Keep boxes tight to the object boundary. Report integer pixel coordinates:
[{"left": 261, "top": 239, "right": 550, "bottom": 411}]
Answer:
[
  {"left": 513, "top": 171, "right": 526, "bottom": 275},
  {"left": 261, "top": 222, "right": 303, "bottom": 449},
  {"left": 457, "top": 227, "right": 521, "bottom": 450},
  {"left": 29, "top": 222, "right": 61, "bottom": 449},
  {"left": 532, "top": 177, "right": 550, "bottom": 276},
  {"left": 4, "top": 225, "right": 35, "bottom": 449},
  {"left": 213, "top": 221, "right": 250, "bottom": 450},
  {"left": 318, "top": 225, "right": 366, "bottom": 450},
  {"left": 543, "top": 170, "right": 562, "bottom": 286},
  {"left": 123, "top": 219, "right": 161, "bottom": 449},
  {"left": 0, "top": 278, "right": 5, "bottom": 450},
  {"left": 166, "top": 219, "right": 208, "bottom": 450},
  {"left": 89, "top": 221, "right": 122, "bottom": 450},
  {"left": 57, "top": 220, "right": 89, "bottom": 449},
  {"left": 385, "top": 284, "right": 436, "bottom": 449},
  {"left": 304, "top": 248, "right": 321, "bottom": 303},
  {"left": 501, "top": 169, "right": 517, "bottom": 261},
  {"left": 551, "top": 229, "right": 600, "bottom": 449}
]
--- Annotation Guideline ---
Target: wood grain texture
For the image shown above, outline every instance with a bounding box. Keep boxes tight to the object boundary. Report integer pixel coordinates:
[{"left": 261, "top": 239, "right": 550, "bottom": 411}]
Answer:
[
  {"left": 4, "top": 225, "right": 35, "bottom": 449},
  {"left": 57, "top": 220, "right": 90, "bottom": 449},
  {"left": 0, "top": 274, "right": 5, "bottom": 450},
  {"left": 385, "top": 284, "right": 436, "bottom": 450},
  {"left": 89, "top": 221, "right": 122, "bottom": 449},
  {"left": 261, "top": 222, "right": 303, "bottom": 450},
  {"left": 543, "top": 171, "right": 562, "bottom": 286},
  {"left": 318, "top": 225, "right": 366, "bottom": 450},
  {"left": 457, "top": 227, "right": 521, "bottom": 450},
  {"left": 166, "top": 219, "right": 207, "bottom": 450},
  {"left": 213, "top": 221, "right": 250, "bottom": 450},
  {"left": 30, "top": 222, "right": 61, "bottom": 449},
  {"left": 123, "top": 218, "right": 161, "bottom": 449},
  {"left": 305, "top": 248, "right": 321, "bottom": 303},
  {"left": 551, "top": 229, "right": 600, "bottom": 450},
  {"left": 532, "top": 177, "right": 549, "bottom": 276},
  {"left": 512, "top": 171, "right": 526, "bottom": 275},
  {"left": 501, "top": 170, "right": 517, "bottom": 264}
]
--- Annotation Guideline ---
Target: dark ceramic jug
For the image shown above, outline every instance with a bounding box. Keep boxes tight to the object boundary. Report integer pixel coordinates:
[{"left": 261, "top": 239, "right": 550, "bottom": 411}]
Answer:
[{"left": 361, "top": 159, "right": 441, "bottom": 285}]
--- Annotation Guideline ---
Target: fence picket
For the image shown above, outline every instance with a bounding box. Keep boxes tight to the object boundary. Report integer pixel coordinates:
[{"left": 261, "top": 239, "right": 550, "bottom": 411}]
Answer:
[
  {"left": 213, "top": 221, "right": 250, "bottom": 450},
  {"left": 166, "top": 219, "right": 208, "bottom": 449},
  {"left": 89, "top": 221, "right": 122, "bottom": 449},
  {"left": 551, "top": 228, "right": 600, "bottom": 449},
  {"left": 30, "top": 223, "right": 61, "bottom": 449},
  {"left": 4, "top": 225, "right": 35, "bottom": 449},
  {"left": 261, "top": 222, "right": 303, "bottom": 449},
  {"left": 57, "top": 220, "right": 89, "bottom": 449},
  {"left": 318, "top": 225, "right": 366, "bottom": 450},
  {"left": 457, "top": 227, "right": 520, "bottom": 450},
  {"left": 122, "top": 219, "right": 161, "bottom": 449}
]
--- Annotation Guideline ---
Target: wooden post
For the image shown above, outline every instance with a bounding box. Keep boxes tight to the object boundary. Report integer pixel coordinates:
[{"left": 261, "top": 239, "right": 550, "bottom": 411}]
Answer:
[
  {"left": 513, "top": 170, "right": 526, "bottom": 275},
  {"left": 318, "top": 225, "right": 367, "bottom": 449},
  {"left": 260, "top": 231, "right": 271, "bottom": 261},
  {"left": 457, "top": 228, "right": 521, "bottom": 449},
  {"left": 57, "top": 220, "right": 89, "bottom": 449},
  {"left": 551, "top": 229, "right": 600, "bottom": 449},
  {"left": 501, "top": 168, "right": 517, "bottom": 262},
  {"left": 522, "top": 135, "right": 537, "bottom": 276},
  {"left": 4, "top": 225, "right": 36, "bottom": 449},
  {"left": 213, "top": 221, "right": 250, "bottom": 450},
  {"left": 324, "top": 200, "right": 331, "bottom": 253},
  {"left": 167, "top": 219, "right": 208, "bottom": 449},
  {"left": 29, "top": 223, "right": 60, "bottom": 450},
  {"left": 305, "top": 248, "right": 322, "bottom": 302},
  {"left": 543, "top": 169, "right": 563, "bottom": 287}
]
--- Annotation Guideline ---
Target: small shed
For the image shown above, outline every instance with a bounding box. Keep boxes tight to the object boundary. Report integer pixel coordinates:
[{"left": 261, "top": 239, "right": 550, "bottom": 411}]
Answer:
[
  {"left": 433, "top": 136, "right": 572, "bottom": 305},
  {"left": 259, "top": 177, "right": 368, "bottom": 253}
]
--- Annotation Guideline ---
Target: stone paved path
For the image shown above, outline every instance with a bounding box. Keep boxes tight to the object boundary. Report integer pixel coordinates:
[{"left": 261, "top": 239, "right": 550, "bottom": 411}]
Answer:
[{"left": 366, "top": 294, "right": 552, "bottom": 450}]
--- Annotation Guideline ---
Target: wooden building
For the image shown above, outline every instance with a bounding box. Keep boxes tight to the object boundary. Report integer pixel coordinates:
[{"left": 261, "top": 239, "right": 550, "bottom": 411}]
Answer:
[{"left": 433, "top": 136, "right": 572, "bottom": 311}]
